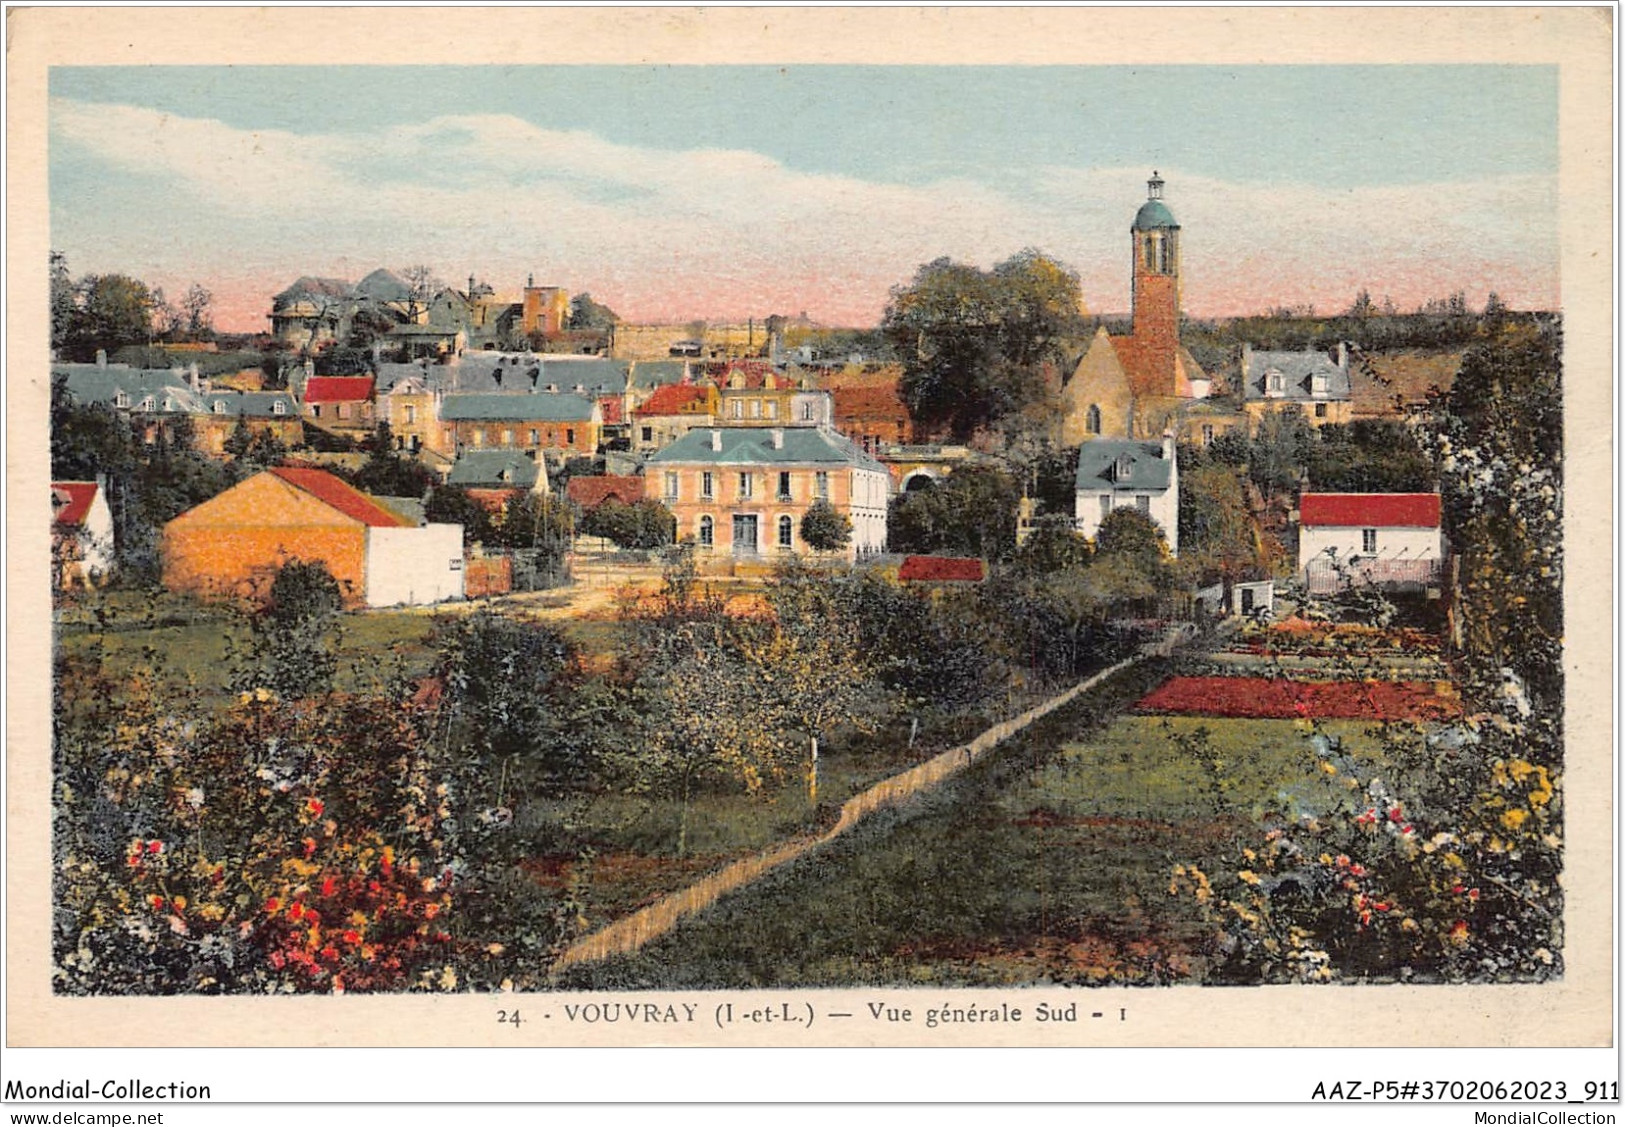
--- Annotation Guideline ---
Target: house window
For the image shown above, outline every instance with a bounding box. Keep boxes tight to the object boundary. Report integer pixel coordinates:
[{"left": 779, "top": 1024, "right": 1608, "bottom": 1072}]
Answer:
[
  {"left": 1136, "top": 495, "right": 1151, "bottom": 515},
  {"left": 738, "top": 472, "right": 753, "bottom": 499},
  {"left": 472, "top": 429, "right": 484, "bottom": 447},
  {"left": 1267, "top": 371, "right": 1284, "bottom": 394},
  {"left": 311, "top": 404, "right": 322, "bottom": 418},
  {"left": 1087, "top": 404, "right": 1102, "bottom": 435},
  {"left": 114, "top": 390, "right": 130, "bottom": 409},
  {"left": 748, "top": 400, "right": 760, "bottom": 419},
  {"left": 701, "top": 472, "right": 714, "bottom": 499},
  {"left": 272, "top": 401, "right": 286, "bottom": 416},
  {"left": 213, "top": 401, "right": 226, "bottom": 415},
  {"left": 1311, "top": 372, "right": 1329, "bottom": 396},
  {"left": 802, "top": 402, "right": 814, "bottom": 421},
  {"left": 664, "top": 472, "right": 679, "bottom": 501},
  {"left": 815, "top": 471, "right": 829, "bottom": 500},
  {"left": 139, "top": 397, "right": 155, "bottom": 412},
  {"left": 731, "top": 400, "right": 743, "bottom": 419},
  {"left": 1202, "top": 424, "right": 1215, "bottom": 445},
  {"left": 777, "top": 472, "right": 792, "bottom": 501},
  {"left": 502, "top": 428, "right": 514, "bottom": 445},
  {"left": 566, "top": 428, "right": 576, "bottom": 445},
  {"left": 1362, "top": 528, "right": 1378, "bottom": 553},
  {"left": 338, "top": 404, "right": 351, "bottom": 420},
  {"left": 529, "top": 429, "right": 540, "bottom": 445},
  {"left": 778, "top": 515, "right": 794, "bottom": 548},
  {"left": 642, "top": 426, "right": 653, "bottom": 443},
  {"left": 765, "top": 401, "right": 778, "bottom": 420},
  {"left": 1314, "top": 403, "right": 1328, "bottom": 419},
  {"left": 1099, "top": 495, "right": 1112, "bottom": 521},
  {"left": 698, "top": 515, "right": 714, "bottom": 547},
  {"left": 405, "top": 405, "right": 416, "bottom": 424}
]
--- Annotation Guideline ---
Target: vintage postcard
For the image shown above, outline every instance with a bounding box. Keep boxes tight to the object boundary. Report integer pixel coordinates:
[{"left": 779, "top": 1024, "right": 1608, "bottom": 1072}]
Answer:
[{"left": 4, "top": 4, "right": 1615, "bottom": 1105}]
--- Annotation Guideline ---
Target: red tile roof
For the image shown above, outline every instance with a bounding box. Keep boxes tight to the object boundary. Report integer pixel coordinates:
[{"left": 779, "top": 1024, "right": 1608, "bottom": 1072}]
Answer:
[
  {"left": 268, "top": 466, "right": 413, "bottom": 527},
  {"left": 635, "top": 383, "right": 711, "bottom": 417},
  {"left": 1300, "top": 493, "right": 1441, "bottom": 529},
  {"left": 303, "top": 376, "right": 376, "bottom": 404},
  {"left": 566, "top": 475, "right": 644, "bottom": 510},
  {"left": 50, "top": 482, "right": 100, "bottom": 527},
  {"left": 898, "top": 555, "right": 986, "bottom": 583},
  {"left": 833, "top": 383, "right": 910, "bottom": 419},
  {"left": 596, "top": 395, "right": 625, "bottom": 426}
]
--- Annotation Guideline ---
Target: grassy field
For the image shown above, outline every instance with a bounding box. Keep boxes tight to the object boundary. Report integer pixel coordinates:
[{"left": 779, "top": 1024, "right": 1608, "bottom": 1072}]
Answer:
[{"left": 558, "top": 710, "right": 1392, "bottom": 989}]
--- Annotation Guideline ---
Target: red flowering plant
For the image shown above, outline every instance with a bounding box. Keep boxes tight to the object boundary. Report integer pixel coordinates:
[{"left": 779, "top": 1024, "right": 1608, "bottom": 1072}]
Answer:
[{"left": 53, "top": 649, "right": 462, "bottom": 995}]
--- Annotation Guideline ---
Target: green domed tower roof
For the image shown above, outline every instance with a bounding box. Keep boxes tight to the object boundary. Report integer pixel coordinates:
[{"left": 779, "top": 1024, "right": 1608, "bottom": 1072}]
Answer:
[
  {"left": 1132, "top": 199, "right": 1178, "bottom": 230},
  {"left": 1131, "top": 171, "right": 1178, "bottom": 230}
]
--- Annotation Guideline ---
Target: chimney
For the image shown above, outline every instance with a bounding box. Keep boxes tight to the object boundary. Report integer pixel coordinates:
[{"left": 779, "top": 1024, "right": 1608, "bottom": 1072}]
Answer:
[
  {"left": 1337, "top": 341, "right": 1349, "bottom": 371},
  {"left": 710, "top": 429, "right": 722, "bottom": 452},
  {"left": 770, "top": 428, "right": 784, "bottom": 450},
  {"left": 188, "top": 361, "right": 201, "bottom": 392},
  {"left": 95, "top": 349, "right": 107, "bottom": 367},
  {"left": 1163, "top": 429, "right": 1176, "bottom": 462}
]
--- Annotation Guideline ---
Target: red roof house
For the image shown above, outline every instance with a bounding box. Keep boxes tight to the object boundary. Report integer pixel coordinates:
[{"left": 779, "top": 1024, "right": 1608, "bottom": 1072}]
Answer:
[
  {"left": 302, "top": 375, "right": 377, "bottom": 434},
  {"left": 51, "top": 481, "right": 114, "bottom": 588},
  {"left": 1298, "top": 493, "right": 1445, "bottom": 593}
]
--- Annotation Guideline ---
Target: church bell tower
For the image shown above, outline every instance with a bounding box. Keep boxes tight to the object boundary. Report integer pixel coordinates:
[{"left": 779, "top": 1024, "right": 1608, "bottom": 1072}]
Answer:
[{"left": 1130, "top": 171, "right": 1181, "bottom": 394}]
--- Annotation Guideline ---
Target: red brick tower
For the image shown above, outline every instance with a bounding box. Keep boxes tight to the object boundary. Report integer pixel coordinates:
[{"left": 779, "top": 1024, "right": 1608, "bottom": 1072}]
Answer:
[{"left": 1130, "top": 171, "right": 1181, "bottom": 396}]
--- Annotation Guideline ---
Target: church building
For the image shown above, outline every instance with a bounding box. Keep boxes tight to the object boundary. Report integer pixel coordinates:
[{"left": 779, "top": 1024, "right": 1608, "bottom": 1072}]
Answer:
[{"left": 1060, "top": 173, "right": 1211, "bottom": 445}]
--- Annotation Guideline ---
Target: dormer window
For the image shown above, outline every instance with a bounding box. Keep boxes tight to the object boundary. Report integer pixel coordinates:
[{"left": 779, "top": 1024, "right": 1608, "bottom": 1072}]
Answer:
[
  {"left": 138, "top": 396, "right": 154, "bottom": 411},
  {"left": 1114, "top": 454, "right": 1133, "bottom": 481},
  {"left": 1311, "top": 371, "right": 1329, "bottom": 396},
  {"left": 272, "top": 401, "right": 286, "bottom": 416},
  {"left": 114, "top": 390, "right": 130, "bottom": 409},
  {"left": 213, "top": 401, "right": 226, "bottom": 414},
  {"left": 1266, "top": 371, "right": 1284, "bottom": 396}
]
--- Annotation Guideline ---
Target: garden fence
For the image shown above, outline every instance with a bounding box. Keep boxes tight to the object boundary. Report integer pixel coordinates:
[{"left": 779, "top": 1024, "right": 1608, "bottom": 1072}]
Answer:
[{"left": 549, "top": 625, "right": 1188, "bottom": 975}]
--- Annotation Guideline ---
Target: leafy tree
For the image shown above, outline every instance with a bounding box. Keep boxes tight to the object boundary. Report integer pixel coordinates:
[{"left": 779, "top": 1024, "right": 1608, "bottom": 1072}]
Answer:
[
  {"left": 1011, "top": 516, "right": 1092, "bottom": 576},
  {"left": 236, "top": 560, "right": 343, "bottom": 700},
  {"left": 181, "top": 283, "right": 214, "bottom": 340},
  {"left": 64, "top": 274, "right": 154, "bottom": 361},
  {"left": 313, "top": 344, "right": 372, "bottom": 377},
  {"left": 1093, "top": 507, "right": 1171, "bottom": 580},
  {"left": 425, "top": 484, "right": 493, "bottom": 545},
  {"left": 1248, "top": 407, "right": 1315, "bottom": 500},
  {"left": 1178, "top": 464, "right": 1260, "bottom": 580},
  {"left": 490, "top": 493, "right": 574, "bottom": 553},
  {"left": 1306, "top": 420, "right": 1434, "bottom": 493},
  {"left": 799, "top": 499, "right": 852, "bottom": 552},
  {"left": 883, "top": 250, "right": 1084, "bottom": 440},
  {"left": 887, "top": 464, "right": 1021, "bottom": 560},
  {"left": 50, "top": 251, "right": 77, "bottom": 351},
  {"left": 568, "top": 293, "right": 620, "bottom": 331},
  {"left": 579, "top": 498, "right": 674, "bottom": 550},
  {"left": 352, "top": 425, "right": 435, "bottom": 498}
]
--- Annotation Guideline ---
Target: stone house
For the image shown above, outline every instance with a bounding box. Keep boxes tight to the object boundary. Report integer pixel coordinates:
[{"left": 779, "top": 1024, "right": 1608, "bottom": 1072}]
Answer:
[{"left": 646, "top": 426, "right": 891, "bottom": 560}]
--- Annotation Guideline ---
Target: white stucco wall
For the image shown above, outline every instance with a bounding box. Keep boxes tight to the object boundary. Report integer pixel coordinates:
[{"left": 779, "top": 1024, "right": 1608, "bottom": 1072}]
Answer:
[
  {"left": 1074, "top": 487, "right": 1179, "bottom": 556},
  {"left": 365, "top": 523, "right": 466, "bottom": 607},
  {"left": 1298, "top": 524, "right": 1442, "bottom": 571},
  {"left": 850, "top": 466, "right": 891, "bottom": 554}
]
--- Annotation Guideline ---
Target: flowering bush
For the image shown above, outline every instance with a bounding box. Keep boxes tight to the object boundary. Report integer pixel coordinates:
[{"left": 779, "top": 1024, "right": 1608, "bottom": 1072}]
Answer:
[{"left": 53, "top": 655, "right": 464, "bottom": 994}]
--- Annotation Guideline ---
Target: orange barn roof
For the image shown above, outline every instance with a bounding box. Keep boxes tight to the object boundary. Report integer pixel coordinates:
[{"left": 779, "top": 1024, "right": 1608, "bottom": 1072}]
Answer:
[{"left": 268, "top": 466, "right": 413, "bottom": 527}]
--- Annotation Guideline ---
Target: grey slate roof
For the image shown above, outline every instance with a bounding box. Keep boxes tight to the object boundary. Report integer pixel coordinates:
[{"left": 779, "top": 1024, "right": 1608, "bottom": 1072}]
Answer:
[
  {"left": 56, "top": 366, "right": 207, "bottom": 414},
  {"left": 446, "top": 449, "right": 544, "bottom": 489},
  {"left": 1243, "top": 349, "right": 1352, "bottom": 402},
  {"left": 439, "top": 392, "right": 597, "bottom": 422},
  {"left": 354, "top": 268, "right": 413, "bottom": 302},
  {"left": 647, "top": 426, "right": 887, "bottom": 471},
  {"left": 202, "top": 391, "right": 299, "bottom": 418},
  {"left": 1075, "top": 439, "right": 1174, "bottom": 492}
]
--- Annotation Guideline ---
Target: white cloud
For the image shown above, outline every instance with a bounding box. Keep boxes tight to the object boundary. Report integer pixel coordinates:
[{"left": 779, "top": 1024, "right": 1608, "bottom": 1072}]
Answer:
[{"left": 50, "top": 97, "right": 1558, "bottom": 326}]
